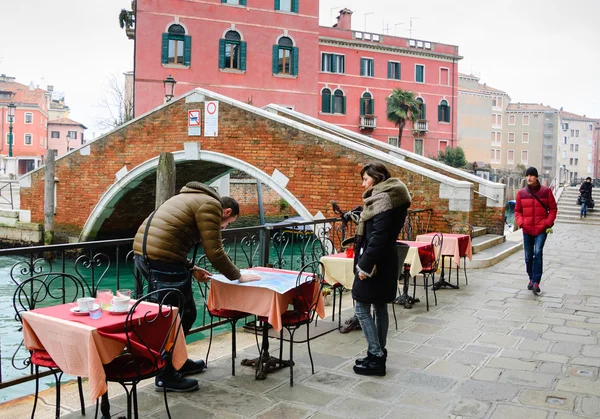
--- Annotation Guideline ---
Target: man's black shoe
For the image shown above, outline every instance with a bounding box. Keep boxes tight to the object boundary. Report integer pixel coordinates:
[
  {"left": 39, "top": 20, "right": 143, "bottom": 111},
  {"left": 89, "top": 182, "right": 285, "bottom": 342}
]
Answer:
[
  {"left": 355, "top": 349, "right": 387, "bottom": 366},
  {"left": 353, "top": 355, "right": 386, "bottom": 376},
  {"left": 179, "top": 359, "right": 206, "bottom": 376},
  {"left": 532, "top": 283, "right": 541, "bottom": 295},
  {"left": 527, "top": 281, "right": 533, "bottom": 291},
  {"left": 155, "top": 369, "right": 199, "bottom": 392}
]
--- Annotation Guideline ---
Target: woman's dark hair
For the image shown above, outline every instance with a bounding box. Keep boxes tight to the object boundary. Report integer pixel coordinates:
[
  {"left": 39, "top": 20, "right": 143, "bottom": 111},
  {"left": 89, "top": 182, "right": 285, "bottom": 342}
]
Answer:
[
  {"left": 221, "top": 196, "right": 240, "bottom": 216},
  {"left": 360, "top": 162, "right": 391, "bottom": 185},
  {"left": 586, "top": 177, "right": 592, "bottom": 181}
]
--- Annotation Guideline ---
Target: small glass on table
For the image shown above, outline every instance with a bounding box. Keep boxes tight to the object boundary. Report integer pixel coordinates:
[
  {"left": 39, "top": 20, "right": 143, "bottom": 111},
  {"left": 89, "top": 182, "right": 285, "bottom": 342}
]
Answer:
[
  {"left": 89, "top": 299, "right": 103, "bottom": 319},
  {"left": 97, "top": 289, "right": 113, "bottom": 310},
  {"left": 116, "top": 289, "right": 132, "bottom": 298}
]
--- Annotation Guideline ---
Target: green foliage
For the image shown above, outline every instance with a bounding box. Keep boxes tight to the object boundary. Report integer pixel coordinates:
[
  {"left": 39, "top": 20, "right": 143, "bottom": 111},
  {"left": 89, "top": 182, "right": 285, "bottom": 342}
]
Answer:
[
  {"left": 278, "top": 198, "right": 290, "bottom": 211},
  {"left": 438, "top": 147, "right": 468, "bottom": 168},
  {"left": 386, "top": 88, "right": 420, "bottom": 148}
]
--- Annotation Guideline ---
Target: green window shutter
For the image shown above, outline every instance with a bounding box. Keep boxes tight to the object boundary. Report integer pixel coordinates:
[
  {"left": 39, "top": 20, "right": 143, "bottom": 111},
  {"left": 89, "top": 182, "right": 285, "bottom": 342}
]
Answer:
[
  {"left": 161, "top": 33, "right": 169, "bottom": 64},
  {"left": 370, "top": 98, "right": 375, "bottom": 115},
  {"left": 321, "top": 92, "right": 331, "bottom": 113},
  {"left": 331, "top": 55, "right": 336, "bottom": 73},
  {"left": 292, "top": 47, "right": 299, "bottom": 75},
  {"left": 240, "top": 41, "right": 247, "bottom": 71},
  {"left": 387, "top": 62, "right": 392, "bottom": 79},
  {"left": 219, "top": 39, "right": 226, "bottom": 69},
  {"left": 397, "top": 64, "right": 401, "bottom": 80},
  {"left": 422, "top": 103, "right": 427, "bottom": 119},
  {"left": 360, "top": 58, "right": 365, "bottom": 76},
  {"left": 240, "top": 0, "right": 247, "bottom": 5},
  {"left": 360, "top": 98, "right": 365, "bottom": 116},
  {"left": 342, "top": 96, "right": 346, "bottom": 114},
  {"left": 274, "top": 0, "right": 280, "bottom": 11},
  {"left": 183, "top": 35, "right": 192, "bottom": 66},
  {"left": 416, "top": 65, "right": 423, "bottom": 82},
  {"left": 445, "top": 106, "right": 451, "bottom": 123},
  {"left": 438, "top": 105, "right": 443, "bottom": 122},
  {"left": 291, "top": 0, "right": 298, "bottom": 13},
  {"left": 272, "top": 45, "right": 279, "bottom": 74},
  {"left": 221, "top": 0, "right": 227, "bottom": 3}
]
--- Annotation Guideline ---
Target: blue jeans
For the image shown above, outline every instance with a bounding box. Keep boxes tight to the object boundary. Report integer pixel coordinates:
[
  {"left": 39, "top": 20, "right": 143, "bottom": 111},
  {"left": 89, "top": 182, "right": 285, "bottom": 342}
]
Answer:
[
  {"left": 354, "top": 301, "right": 388, "bottom": 357},
  {"left": 522, "top": 232, "right": 547, "bottom": 284},
  {"left": 581, "top": 198, "right": 588, "bottom": 216}
]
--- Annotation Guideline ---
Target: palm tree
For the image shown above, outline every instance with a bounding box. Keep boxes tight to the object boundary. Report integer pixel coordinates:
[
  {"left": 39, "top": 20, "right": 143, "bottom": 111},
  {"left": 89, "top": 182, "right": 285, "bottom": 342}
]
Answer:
[{"left": 386, "top": 88, "right": 420, "bottom": 148}]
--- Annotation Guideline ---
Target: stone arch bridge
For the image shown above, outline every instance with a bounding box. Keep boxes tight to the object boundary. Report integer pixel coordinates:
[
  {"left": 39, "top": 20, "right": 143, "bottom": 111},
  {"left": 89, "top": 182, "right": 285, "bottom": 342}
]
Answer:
[{"left": 18, "top": 89, "right": 506, "bottom": 242}]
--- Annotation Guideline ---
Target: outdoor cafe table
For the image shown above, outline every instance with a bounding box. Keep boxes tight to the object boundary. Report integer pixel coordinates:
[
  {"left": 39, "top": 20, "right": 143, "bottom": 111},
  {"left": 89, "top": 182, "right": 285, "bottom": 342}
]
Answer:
[
  {"left": 21, "top": 301, "right": 187, "bottom": 415},
  {"left": 415, "top": 232, "right": 473, "bottom": 289},
  {"left": 207, "top": 267, "right": 325, "bottom": 379}
]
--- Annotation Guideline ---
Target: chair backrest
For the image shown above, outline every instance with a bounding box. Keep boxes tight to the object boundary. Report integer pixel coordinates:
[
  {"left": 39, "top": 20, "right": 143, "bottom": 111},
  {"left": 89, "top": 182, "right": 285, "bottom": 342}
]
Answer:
[
  {"left": 396, "top": 242, "right": 410, "bottom": 276},
  {"left": 428, "top": 233, "right": 444, "bottom": 272},
  {"left": 13, "top": 272, "right": 89, "bottom": 324},
  {"left": 450, "top": 222, "right": 473, "bottom": 238},
  {"left": 115, "top": 288, "right": 186, "bottom": 381},
  {"left": 290, "top": 261, "right": 325, "bottom": 324}
]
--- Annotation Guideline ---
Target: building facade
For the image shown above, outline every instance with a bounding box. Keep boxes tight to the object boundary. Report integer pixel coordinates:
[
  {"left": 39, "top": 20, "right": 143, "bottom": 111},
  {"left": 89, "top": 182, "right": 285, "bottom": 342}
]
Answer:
[
  {"left": 558, "top": 111, "right": 597, "bottom": 182},
  {"left": 47, "top": 118, "right": 87, "bottom": 157},
  {"left": 128, "top": 1, "right": 461, "bottom": 157}
]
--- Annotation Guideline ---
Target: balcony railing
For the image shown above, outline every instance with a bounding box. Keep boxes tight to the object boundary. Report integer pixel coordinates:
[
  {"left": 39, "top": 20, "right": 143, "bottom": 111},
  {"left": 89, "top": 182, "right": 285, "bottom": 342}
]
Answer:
[
  {"left": 414, "top": 119, "right": 428, "bottom": 133},
  {"left": 359, "top": 115, "right": 377, "bottom": 130}
]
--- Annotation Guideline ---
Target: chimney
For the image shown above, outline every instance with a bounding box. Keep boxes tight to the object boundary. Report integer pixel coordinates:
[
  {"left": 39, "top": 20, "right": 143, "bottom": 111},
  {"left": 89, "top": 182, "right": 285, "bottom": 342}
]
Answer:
[
  {"left": 334, "top": 8, "right": 353, "bottom": 30},
  {"left": 47, "top": 85, "right": 54, "bottom": 92},
  {"left": 29, "top": 81, "right": 35, "bottom": 90}
]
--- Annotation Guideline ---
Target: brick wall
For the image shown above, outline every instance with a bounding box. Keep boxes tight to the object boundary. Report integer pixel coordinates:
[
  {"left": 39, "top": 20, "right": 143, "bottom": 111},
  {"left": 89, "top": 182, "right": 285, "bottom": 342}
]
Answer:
[{"left": 20, "top": 93, "right": 504, "bottom": 240}]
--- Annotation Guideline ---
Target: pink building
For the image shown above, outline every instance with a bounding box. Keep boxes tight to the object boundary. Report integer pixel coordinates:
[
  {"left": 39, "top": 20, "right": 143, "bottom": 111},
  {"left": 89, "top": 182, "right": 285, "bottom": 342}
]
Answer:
[
  {"left": 129, "top": 1, "right": 461, "bottom": 157},
  {"left": 47, "top": 118, "right": 87, "bottom": 157}
]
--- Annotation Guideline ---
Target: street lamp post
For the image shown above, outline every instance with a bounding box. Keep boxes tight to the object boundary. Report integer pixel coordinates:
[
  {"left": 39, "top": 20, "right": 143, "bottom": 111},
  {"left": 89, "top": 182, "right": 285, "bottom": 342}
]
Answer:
[
  {"left": 7, "top": 102, "right": 16, "bottom": 158},
  {"left": 163, "top": 75, "right": 177, "bottom": 102}
]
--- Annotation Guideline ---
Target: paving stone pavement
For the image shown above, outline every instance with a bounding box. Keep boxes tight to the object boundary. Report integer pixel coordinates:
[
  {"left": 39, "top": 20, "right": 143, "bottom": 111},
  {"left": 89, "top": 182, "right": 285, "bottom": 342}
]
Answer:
[{"left": 3, "top": 220, "right": 600, "bottom": 418}]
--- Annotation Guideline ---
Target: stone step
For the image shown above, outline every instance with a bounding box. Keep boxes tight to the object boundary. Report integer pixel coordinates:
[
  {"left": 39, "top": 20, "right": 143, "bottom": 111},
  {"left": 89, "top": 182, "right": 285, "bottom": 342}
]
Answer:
[
  {"left": 555, "top": 215, "right": 600, "bottom": 226},
  {"left": 472, "top": 226, "right": 487, "bottom": 238},
  {"left": 472, "top": 234, "right": 505, "bottom": 254},
  {"left": 466, "top": 235, "right": 523, "bottom": 269}
]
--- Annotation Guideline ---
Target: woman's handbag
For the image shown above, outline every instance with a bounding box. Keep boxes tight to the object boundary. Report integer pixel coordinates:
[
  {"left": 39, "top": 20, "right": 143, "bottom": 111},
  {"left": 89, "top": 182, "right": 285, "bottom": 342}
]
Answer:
[
  {"left": 577, "top": 195, "right": 582, "bottom": 206},
  {"left": 589, "top": 199, "right": 595, "bottom": 209}
]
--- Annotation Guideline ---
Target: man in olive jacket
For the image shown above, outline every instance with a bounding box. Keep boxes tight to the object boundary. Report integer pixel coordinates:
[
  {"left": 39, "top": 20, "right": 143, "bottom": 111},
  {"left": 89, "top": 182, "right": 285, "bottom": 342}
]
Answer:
[{"left": 133, "top": 181, "right": 259, "bottom": 392}]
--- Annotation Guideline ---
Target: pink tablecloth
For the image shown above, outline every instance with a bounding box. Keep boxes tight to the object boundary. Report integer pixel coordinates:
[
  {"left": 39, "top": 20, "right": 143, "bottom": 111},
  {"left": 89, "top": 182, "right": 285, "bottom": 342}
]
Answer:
[
  {"left": 415, "top": 233, "right": 473, "bottom": 266},
  {"left": 207, "top": 267, "right": 325, "bottom": 331},
  {"left": 22, "top": 302, "right": 187, "bottom": 401}
]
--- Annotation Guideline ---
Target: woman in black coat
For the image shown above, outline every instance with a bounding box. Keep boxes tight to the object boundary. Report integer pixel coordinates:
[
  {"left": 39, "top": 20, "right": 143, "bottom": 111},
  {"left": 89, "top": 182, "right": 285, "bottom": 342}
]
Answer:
[
  {"left": 579, "top": 177, "right": 593, "bottom": 218},
  {"left": 352, "top": 162, "right": 411, "bottom": 376}
]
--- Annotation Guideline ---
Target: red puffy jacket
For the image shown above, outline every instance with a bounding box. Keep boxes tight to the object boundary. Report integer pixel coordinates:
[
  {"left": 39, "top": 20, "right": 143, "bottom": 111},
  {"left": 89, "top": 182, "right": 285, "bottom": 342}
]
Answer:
[{"left": 515, "top": 182, "right": 557, "bottom": 236}]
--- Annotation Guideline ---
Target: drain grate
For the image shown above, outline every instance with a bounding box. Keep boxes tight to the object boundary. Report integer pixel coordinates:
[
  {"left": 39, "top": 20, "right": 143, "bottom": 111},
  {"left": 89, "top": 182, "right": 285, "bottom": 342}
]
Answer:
[{"left": 546, "top": 396, "right": 566, "bottom": 405}]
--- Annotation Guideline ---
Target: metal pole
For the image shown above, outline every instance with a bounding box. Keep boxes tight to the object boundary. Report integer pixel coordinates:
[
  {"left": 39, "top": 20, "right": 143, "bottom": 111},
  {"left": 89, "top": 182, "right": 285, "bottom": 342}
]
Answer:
[
  {"left": 8, "top": 121, "right": 13, "bottom": 158},
  {"left": 256, "top": 180, "right": 265, "bottom": 226}
]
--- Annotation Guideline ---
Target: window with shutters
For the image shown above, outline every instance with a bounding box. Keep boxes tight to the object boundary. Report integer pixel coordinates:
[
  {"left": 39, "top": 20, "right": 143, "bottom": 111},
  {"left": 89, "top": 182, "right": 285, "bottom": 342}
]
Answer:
[
  {"left": 219, "top": 30, "right": 246, "bottom": 71},
  {"left": 24, "top": 133, "right": 32, "bottom": 146},
  {"left": 221, "top": 0, "right": 246, "bottom": 5},
  {"left": 332, "top": 89, "right": 346, "bottom": 114},
  {"left": 388, "top": 137, "right": 399, "bottom": 147},
  {"left": 438, "top": 99, "right": 450, "bottom": 123},
  {"left": 321, "top": 53, "right": 344, "bottom": 73},
  {"left": 321, "top": 88, "right": 332, "bottom": 113},
  {"left": 24, "top": 113, "right": 33, "bottom": 124},
  {"left": 388, "top": 61, "right": 400, "bottom": 80},
  {"left": 275, "top": 0, "right": 298, "bottom": 13},
  {"left": 360, "top": 58, "right": 374, "bottom": 77},
  {"left": 415, "top": 64, "right": 425, "bottom": 83},
  {"left": 51, "top": 131, "right": 60, "bottom": 139},
  {"left": 439, "top": 67, "right": 449, "bottom": 86},
  {"left": 272, "top": 36, "right": 298, "bottom": 76},
  {"left": 414, "top": 139, "right": 424, "bottom": 155},
  {"left": 507, "top": 149, "right": 514, "bottom": 164},
  {"left": 416, "top": 97, "right": 426, "bottom": 120},
  {"left": 521, "top": 150, "right": 528, "bottom": 164},
  {"left": 161, "top": 24, "right": 191, "bottom": 67},
  {"left": 360, "top": 92, "right": 374, "bottom": 116}
]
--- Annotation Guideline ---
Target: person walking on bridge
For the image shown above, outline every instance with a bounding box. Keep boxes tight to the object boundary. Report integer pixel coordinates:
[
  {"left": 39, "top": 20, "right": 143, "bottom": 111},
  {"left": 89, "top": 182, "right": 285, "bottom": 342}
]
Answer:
[
  {"left": 515, "top": 167, "right": 557, "bottom": 295},
  {"left": 579, "top": 176, "right": 593, "bottom": 218}
]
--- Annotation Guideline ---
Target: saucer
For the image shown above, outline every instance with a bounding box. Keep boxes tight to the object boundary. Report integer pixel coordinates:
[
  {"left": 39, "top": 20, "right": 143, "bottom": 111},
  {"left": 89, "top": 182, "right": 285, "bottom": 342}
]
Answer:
[
  {"left": 107, "top": 306, "right": 134, "bottom": 315},
  {"left": 70, "top": 305, "right": 100, "bottom": 316}
]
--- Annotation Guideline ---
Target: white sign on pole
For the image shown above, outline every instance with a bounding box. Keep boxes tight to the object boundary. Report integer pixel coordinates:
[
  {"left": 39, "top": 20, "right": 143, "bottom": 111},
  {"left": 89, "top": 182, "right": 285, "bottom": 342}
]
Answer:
[
  {"left": 188, "top": 109, "right": 201, "bottom": 136},
  {"left": 204, "top": 101, "right": 219, "bottom": 137}
]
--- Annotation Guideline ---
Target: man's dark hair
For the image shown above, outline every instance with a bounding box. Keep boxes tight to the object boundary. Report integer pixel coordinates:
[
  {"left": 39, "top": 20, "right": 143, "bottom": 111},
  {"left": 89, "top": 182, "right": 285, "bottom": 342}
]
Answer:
[
  {"left": 221, "top": 196, "right": 240, "bottom": 216},
  {"left": 586, "top": 177, "right": 592, "bottom": 181},
  {"left": 360, "top": 162, "right": 391, "bottom": 185}
]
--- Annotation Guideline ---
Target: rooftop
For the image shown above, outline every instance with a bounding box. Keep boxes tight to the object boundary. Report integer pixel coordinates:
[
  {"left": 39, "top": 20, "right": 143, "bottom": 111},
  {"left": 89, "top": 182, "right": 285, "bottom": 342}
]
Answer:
[
  {"left": 559, "top": 110, "right": 598, "bottom": 122},
  {"left": 0, "top": 80, "right": 47, "bottom": 107},
  {"left": 506, "top": 103, "right": 557, "bottom": 112},
  {"left": 48, "top": 117, "right": 87, "bottom": 129}
]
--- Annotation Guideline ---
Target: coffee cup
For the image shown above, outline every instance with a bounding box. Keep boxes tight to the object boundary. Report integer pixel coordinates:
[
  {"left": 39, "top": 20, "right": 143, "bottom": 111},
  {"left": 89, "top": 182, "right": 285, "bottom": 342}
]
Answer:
[
  {"left": 77, "top": 297, "right": 95, "bottom": 313},
  {"left": 111, "top": 296, "right": 130, "bottom": 312}
]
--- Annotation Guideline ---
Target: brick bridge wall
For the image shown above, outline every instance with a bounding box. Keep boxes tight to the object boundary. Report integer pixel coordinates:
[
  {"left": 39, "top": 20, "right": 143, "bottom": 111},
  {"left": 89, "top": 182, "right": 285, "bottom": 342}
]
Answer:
[{"left": 20, "top": 92, "right": 504, "bottom": 240}]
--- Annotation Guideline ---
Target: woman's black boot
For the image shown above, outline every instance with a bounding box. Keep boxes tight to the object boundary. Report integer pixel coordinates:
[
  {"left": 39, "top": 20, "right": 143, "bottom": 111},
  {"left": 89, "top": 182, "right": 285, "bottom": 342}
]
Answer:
[
  {"left": 353, "top": 354, "right": 386, "bottom": 376},
  {"left": 355, "top": 348, "right": 387, "bottom": 366}
]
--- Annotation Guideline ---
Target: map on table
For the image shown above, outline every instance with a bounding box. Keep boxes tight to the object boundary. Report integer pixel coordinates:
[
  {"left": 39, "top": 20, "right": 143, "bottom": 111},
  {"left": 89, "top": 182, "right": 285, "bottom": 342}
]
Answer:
[{"left": 210, "top": 269, "right": 311, "bottom": 294}]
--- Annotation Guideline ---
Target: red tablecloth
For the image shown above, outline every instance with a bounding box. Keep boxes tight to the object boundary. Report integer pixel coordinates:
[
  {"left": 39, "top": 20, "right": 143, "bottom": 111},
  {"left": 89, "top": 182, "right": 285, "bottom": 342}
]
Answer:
[{"left": 415, "top": 233, "right": 472, "bottom": 266}]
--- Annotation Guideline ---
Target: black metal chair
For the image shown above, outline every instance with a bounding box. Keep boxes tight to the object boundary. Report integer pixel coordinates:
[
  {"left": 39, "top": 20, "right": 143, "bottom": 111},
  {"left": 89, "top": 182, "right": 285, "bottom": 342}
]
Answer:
[
  {"left": 258, "top": 260, "right": 325, "bottom": 386},
  {"left": 12, "top": 272, "right": 88, "bottom": 419},
  {"left": 196, "top": 280, "right": 249, "bottom": 376},
  {"left": 449, "top": 222, "right": 473, "bottom": 286},
  {"left": 413, "top": 233, "right": 443, "bottom": 311},
  {"left": 312, "top": 236, "right": 345, "bottom": 329},
  {"left": 101, "top": 288, "right": 186, "bottom": 419}
]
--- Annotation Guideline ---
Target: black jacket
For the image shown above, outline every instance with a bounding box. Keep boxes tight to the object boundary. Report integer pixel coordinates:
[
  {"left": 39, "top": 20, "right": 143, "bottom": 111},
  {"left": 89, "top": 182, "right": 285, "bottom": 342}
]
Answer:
[
  {"left": 352, "top": 205, "right": 408, "bottom": 304},
  {"left": 580, "top": 182, "right": 593, "bottom": 200}
]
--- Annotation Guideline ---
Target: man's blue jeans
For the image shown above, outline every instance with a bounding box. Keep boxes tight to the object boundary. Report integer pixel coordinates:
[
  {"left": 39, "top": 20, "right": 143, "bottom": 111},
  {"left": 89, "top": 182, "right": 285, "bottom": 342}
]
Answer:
[
  {"left": 523, "top": 232, "right": 547, "bottom": 283},
  {"left": 354, "top": 301, "right": 388, "bottom": 357},
  {"left": 581, "top": 198, "right": 588, "bottom": 216}
]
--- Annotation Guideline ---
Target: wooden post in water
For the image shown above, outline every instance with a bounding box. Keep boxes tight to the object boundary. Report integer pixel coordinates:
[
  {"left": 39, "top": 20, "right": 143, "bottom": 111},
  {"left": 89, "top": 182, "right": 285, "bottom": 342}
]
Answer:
[
  {"left": 156, "top": 152, "right": 176, "bottom": 208},
  {"left": 44, "top": 150, "right": 55, "bottom": 245}
]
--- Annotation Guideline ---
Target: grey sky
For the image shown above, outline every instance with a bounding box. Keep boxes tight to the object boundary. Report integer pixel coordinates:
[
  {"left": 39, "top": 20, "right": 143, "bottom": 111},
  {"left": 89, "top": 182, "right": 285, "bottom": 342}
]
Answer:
[{"left": 1, "top": 0, "right": 598, "bottom": 138}]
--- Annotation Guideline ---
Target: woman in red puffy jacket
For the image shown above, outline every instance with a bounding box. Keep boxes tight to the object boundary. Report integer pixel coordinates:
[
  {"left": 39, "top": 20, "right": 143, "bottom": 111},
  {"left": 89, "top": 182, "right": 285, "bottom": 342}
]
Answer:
[{"left": 514, "top": 167, "right": 557, "bottom": 294}]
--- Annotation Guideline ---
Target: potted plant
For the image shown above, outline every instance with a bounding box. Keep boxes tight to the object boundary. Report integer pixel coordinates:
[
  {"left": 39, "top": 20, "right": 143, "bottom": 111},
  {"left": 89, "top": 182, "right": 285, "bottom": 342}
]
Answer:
[{"left": 322, "top": 287, "right": 332, "bottom": 306}]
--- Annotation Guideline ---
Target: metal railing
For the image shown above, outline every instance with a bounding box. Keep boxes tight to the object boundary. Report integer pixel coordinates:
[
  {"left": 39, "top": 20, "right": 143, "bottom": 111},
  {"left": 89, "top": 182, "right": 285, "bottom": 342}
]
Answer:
[
  {"left": 359, "top": 115, "right": 377, "bottom": 130},
  {"left": 414, "top": 120, "right": 428, "bottom": 132},
  {"left": 0, "top": 181, "right": 16, "bottom": 209}
]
